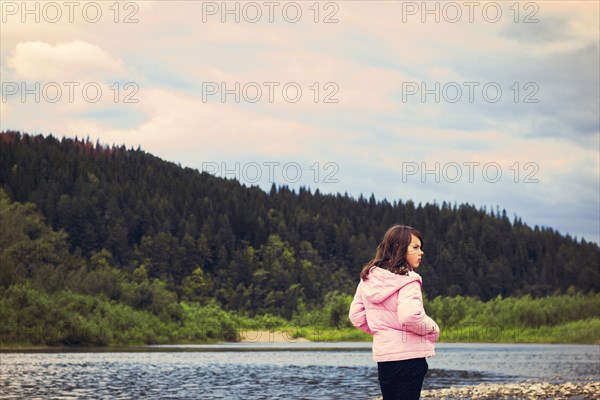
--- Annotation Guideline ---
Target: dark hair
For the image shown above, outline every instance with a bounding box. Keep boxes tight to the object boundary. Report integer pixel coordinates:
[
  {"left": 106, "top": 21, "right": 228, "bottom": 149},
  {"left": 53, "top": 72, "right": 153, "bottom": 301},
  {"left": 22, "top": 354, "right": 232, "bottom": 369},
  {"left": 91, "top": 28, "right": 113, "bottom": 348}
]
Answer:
[{"left": 360, "top": 225, "right": 423, "bottom": 280}]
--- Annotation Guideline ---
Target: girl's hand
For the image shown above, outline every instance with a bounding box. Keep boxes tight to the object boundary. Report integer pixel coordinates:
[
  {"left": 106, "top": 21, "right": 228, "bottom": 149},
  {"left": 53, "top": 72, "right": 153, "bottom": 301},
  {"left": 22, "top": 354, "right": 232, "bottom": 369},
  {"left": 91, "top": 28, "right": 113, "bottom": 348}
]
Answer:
[{"left": 428, "top": 322, "right": 440, "bottom": 341}]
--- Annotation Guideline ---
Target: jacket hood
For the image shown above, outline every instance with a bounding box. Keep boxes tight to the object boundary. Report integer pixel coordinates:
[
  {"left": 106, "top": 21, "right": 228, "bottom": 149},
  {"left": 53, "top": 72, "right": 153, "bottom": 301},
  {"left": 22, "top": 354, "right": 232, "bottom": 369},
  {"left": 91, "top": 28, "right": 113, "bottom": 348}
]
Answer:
[{"left": 361, "top": 266, "right": 422, "bottom": 303}]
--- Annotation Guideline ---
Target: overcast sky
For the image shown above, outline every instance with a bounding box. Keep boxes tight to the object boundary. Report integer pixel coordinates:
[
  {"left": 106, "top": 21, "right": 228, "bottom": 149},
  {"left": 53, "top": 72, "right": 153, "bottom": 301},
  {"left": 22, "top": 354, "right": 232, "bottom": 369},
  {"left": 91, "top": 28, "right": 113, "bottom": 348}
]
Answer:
[{"left": 1, "top": 1, "right": 598, "bottom": 243}]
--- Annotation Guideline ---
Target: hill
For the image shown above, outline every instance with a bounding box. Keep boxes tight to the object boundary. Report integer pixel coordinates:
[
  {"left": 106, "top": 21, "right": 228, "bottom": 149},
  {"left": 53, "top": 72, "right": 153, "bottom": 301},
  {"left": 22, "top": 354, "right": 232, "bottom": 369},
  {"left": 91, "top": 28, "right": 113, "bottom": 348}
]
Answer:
[{"left": 1, "top": 131, "right": 598, "bottom": 320}]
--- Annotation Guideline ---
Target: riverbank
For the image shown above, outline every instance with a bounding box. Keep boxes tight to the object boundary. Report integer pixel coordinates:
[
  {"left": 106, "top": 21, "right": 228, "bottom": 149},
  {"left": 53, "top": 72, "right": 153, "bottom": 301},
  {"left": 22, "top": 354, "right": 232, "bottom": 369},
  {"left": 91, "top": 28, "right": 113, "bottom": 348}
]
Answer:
[
  {"left": 2, "top": 318, "right": 599, "bottom": 348},
  {"left": 287, "top": 321, "right": 600, "bottom": 344},
  {"left": 373, "top": 381, "right": 600, "bottom": 399},
  {"left": 239, "top": 330, "right": 310, "bottom": 343},
  {"left": 2, "top": 289, "right": 598, "bottom": 347}
]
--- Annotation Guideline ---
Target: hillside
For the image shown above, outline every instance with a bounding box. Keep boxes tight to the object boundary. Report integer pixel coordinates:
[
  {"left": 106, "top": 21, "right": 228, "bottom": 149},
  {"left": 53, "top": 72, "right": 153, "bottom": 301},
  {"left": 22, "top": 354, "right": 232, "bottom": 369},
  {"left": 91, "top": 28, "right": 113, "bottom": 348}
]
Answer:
[{"left": 1, "top": 131, "right": 598, "bottom": 320}]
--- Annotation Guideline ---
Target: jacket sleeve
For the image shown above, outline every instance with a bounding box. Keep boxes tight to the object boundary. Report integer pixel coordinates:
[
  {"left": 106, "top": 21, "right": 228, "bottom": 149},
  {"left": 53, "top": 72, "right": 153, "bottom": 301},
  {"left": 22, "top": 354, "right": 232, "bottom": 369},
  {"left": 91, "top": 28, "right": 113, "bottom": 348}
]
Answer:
[
  {"left": 397, "top": 280, "right": 439, "bottom": 339},
  {"left": 348, "top": 282, "right": 374, "bottom": 335}
]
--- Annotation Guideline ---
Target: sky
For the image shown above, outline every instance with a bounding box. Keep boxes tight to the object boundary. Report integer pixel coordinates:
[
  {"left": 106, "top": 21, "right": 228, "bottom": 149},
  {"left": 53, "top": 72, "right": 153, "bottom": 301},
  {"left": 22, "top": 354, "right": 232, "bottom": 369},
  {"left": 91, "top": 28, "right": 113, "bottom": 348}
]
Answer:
[{"left": 1, "top": 0, "right": 599, "bottom": 244}]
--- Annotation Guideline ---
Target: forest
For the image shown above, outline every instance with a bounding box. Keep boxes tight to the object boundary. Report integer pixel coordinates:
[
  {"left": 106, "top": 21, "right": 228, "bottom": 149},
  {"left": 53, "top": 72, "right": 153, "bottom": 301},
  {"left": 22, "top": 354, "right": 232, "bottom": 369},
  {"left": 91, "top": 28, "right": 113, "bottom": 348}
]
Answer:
[{"left": 1, "top": 131, "right": 598, "bottom": 345}]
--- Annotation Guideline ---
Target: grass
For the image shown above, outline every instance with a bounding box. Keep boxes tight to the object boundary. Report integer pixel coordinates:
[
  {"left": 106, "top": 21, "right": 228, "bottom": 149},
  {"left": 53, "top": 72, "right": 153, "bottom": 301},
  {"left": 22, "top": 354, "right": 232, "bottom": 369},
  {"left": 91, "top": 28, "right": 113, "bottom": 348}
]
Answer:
[{"left": 286, "top": 318, "right": 600, "bottom": 344}]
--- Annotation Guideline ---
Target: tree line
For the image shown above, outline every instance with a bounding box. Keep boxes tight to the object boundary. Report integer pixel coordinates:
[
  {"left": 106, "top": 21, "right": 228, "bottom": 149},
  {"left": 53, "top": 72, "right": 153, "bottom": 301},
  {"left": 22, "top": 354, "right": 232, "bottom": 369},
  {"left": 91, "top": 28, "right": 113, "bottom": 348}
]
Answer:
[{"left": 1, "top": 131, "right": 598, "bottom": 323}]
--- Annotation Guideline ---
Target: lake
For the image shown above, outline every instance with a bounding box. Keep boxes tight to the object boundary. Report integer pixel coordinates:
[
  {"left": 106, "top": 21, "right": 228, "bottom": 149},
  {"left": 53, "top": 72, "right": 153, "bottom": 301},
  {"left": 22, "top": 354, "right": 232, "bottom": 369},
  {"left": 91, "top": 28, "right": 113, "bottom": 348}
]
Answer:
[{"left": 1, "top": 343, "right": 598, "bottom": 399}]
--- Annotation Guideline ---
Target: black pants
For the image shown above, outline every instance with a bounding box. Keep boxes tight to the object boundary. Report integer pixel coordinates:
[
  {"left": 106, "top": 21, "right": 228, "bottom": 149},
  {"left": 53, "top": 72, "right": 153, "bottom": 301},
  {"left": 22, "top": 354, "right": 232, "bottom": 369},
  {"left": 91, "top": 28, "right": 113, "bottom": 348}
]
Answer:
[{"left": 377, "top": 357, "right": 428, "bottom": 400}]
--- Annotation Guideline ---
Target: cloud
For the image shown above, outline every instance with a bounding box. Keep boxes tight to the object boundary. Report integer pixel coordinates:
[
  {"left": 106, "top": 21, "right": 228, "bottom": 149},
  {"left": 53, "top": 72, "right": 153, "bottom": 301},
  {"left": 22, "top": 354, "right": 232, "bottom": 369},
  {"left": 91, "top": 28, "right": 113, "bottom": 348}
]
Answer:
[
  {"left": 500, "top": 16, "right": 572, "bottom": 44},
  {"left": 0, "top": 1, "right": 598, "bottom": 243},
  {"left": 0, "top": 101, "right": 10, "bottom": 120},
  {"left": 7, "top": 40, "right": 125, "bottom": 81},
  {"left": 59, "top": 87, "right": 325, "bottom": 159}
]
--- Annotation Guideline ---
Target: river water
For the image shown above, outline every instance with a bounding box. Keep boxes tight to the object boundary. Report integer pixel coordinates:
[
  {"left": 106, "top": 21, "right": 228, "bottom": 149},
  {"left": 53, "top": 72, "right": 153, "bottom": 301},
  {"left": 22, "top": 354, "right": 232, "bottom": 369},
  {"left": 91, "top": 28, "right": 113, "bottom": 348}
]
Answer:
[{"left": 1, "top": 342, "right": 598, "bottom": 399}]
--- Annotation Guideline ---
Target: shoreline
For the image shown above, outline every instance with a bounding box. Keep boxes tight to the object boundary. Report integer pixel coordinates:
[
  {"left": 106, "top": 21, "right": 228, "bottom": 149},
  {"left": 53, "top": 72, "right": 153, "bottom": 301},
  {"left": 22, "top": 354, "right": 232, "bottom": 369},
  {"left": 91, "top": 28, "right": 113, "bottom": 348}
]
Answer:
[
  {"left": 238, "top": 330, "right": 310, "bottom": 343},
  {"left": 3, "top": 336, "right": 600, "bottom": 350},
  {"left": 373, "top": 381, "right": 600, "bottom": 400},
  {"left": 423, "top": 381, "right": 600, "bottom": 399}
]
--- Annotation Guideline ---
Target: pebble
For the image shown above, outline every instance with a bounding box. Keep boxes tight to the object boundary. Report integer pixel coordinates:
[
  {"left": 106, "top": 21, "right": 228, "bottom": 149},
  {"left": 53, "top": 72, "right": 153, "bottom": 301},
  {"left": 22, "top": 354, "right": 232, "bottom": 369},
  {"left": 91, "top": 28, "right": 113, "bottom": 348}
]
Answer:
[{"left": 372, "top": 381, "right": 600, "bottom": 399}]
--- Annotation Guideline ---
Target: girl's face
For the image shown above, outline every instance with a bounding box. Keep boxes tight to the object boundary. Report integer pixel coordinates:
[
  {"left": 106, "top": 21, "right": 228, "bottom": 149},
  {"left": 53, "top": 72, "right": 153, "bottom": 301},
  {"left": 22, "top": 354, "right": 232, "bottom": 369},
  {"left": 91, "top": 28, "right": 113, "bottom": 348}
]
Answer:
[{"left": 406, "top": 234, "right": 424, "bottom": 269}]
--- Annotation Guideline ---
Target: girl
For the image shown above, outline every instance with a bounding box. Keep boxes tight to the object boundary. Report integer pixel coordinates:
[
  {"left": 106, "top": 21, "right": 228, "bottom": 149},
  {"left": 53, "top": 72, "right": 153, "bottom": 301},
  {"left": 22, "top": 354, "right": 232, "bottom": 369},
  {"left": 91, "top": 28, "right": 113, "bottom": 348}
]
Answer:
[{"left": 349, "top": 225, "right": 439, "bottom": 400}]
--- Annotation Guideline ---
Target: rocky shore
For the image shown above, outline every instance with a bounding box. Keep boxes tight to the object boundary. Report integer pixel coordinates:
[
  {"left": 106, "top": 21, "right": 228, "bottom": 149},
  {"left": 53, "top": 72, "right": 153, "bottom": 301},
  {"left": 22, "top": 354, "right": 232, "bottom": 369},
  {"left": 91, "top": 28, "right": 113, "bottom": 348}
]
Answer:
[{"left": 374, "top": 381, "right": 600, "bottom": 400}]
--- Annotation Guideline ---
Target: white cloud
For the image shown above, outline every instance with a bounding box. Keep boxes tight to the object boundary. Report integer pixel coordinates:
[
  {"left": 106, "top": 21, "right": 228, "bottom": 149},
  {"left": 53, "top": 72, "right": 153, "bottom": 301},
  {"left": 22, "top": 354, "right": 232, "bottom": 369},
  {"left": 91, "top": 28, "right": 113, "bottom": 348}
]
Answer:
[
  {"left": 7, "top": 40, "right": 125, "bottom": 81},
  {"left": 0, "top": 101, "right": 10, "bottom": 120},
  {"left": 60, "top": 87, "right": 324, "bottom": 159},
  {"left": 0, "top": 0, "right": 598, "bottom": 243}
]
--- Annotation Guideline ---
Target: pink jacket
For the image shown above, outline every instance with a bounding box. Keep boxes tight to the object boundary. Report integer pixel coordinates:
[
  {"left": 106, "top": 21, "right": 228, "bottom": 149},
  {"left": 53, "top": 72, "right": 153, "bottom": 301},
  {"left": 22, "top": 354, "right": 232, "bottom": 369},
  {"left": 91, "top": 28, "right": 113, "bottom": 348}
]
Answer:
[{"left": 348, "top": 266, "right": 440, "bottom": 362}]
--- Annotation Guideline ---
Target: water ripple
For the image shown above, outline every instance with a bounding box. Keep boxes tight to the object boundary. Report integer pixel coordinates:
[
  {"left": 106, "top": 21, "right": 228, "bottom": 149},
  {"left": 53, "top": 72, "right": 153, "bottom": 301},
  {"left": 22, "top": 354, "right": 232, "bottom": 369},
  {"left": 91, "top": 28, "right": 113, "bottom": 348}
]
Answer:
[{"left": 1, "top": 343, "right": 598, "bottom": 399}]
